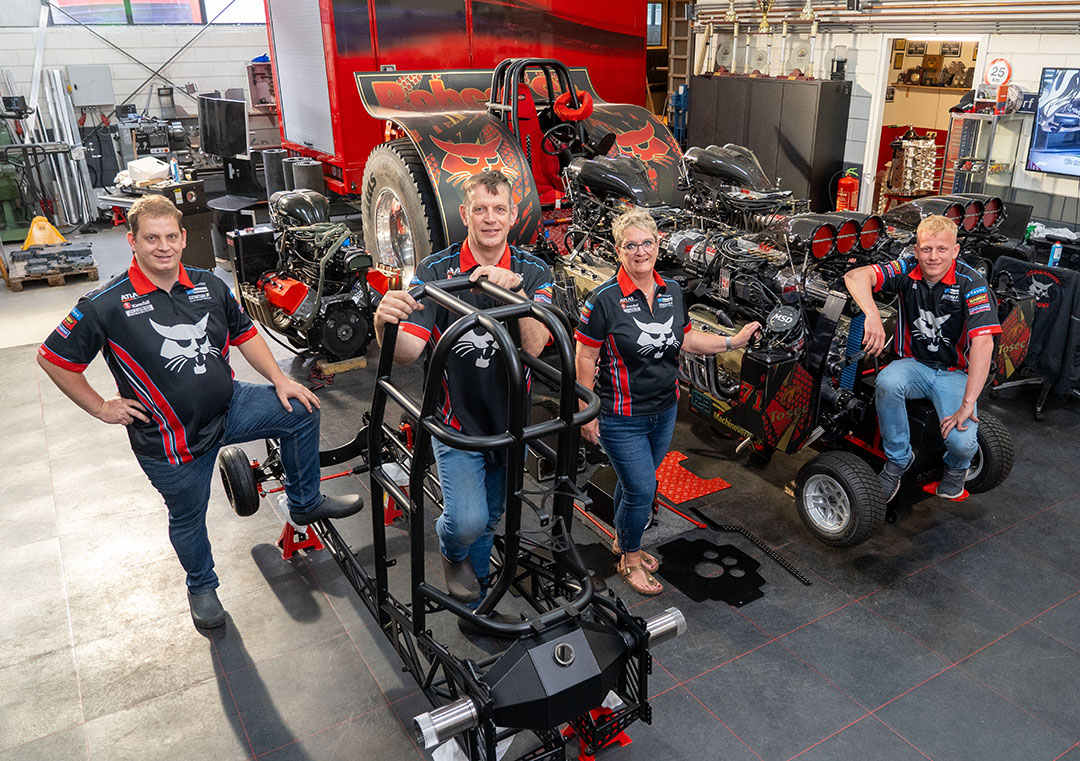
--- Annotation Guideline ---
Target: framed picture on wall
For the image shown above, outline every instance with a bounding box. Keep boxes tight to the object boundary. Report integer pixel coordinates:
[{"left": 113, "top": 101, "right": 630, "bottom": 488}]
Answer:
[
  {"left": 893, "top": 52, "right": 904, "bottom": 69},
  {"left": 907, "top": 41, "right": 926, "bottom": 56},
  {"left": 886, "top": 86, "right": 895, "bottom": 102},
  {"left": 893, "top": 38, "right": 907, "bottom": 51},
  {"left": 941, "top": 41, "right": 962, "bottom": 57}
]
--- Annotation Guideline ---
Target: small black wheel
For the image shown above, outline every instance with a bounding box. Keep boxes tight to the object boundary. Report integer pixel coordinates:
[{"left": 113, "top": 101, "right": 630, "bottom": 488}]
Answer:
[
  {"left": 219, "top": 446, "right": 260, "bottom": 517},
  {"left": 964, "top": 411, "right": 1013, "bottom": 493},
  {"left": 795, "top": 450, "right": 886, "bottom": 547},
  {"left": 541, "top": 123, "right": 577, "bottom": 156}
]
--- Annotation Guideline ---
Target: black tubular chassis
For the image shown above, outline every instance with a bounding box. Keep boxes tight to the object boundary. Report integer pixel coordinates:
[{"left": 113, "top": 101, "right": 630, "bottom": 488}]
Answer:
[{"left": 308, "top": 276, "right": 671, "bottom": 760}]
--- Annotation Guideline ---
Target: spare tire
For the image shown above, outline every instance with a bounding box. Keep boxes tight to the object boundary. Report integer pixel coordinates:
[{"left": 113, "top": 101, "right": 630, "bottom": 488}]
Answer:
[{"left": 361, "top": 139, "right": 445, "bottom": 284}]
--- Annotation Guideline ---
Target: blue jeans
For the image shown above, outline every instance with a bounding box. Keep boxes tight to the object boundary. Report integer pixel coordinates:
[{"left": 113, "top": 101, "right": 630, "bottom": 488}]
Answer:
[
  {"left": 432, "top": 439, "right": 507, "bottom": 582},
  {"left": 137, "top": 381, "right": 322, "bottom": 593},
  {"left": 875, "top": 358, "right": 978, "bottom": 471},
  {"left": 598, "top": 403, "right": 678, "bottom": 554}
]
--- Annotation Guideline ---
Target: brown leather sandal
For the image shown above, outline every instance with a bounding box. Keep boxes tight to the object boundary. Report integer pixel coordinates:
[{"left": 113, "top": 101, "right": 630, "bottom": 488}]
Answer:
[
  {"left": 617, "top": 559, "right": 663, "bottom": 595},
  {"left": 611, "top": 538, "right": 659, "bottom": 573}
]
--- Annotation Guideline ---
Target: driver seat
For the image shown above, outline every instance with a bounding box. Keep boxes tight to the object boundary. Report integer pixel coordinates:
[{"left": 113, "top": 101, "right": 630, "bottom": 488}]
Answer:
[{"left": 513, "top": 84, "right": 563, "bottom": 204}]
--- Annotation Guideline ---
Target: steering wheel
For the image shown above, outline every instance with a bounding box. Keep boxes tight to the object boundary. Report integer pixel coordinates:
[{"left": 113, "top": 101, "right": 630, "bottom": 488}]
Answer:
[{"left": 541, "top": 123, "right": 578, "bottom": 156}]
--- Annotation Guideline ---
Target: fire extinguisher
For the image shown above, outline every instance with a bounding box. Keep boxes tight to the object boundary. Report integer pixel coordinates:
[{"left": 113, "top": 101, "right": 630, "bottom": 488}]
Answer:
[{"left": 836, "top": 168, "right": 860, "bottom": 211}]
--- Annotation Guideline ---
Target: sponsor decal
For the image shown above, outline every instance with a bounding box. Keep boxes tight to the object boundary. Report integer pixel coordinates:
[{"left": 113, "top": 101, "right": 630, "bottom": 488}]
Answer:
[
  {"left": 967, "top": 285, "right": 987, "bottom": 297},
  {"left": 56, "top": 324, "right": 71, "bottom": 338},
  {"left": 966, "top": 293, "right": 989, "bottom": 306},
  {"left": 61, "top": 312, "right": 80, "bottom": 330},
  {"left": 119, "top": 291, "right": 140, "bottom": 302},
  {"left": 943, "top": 285, "right": 960, "bottom": 302},
  {"left": 656, "top": 293, "right": 674, "bottom": 309},
  {"left": 969, "top": 302, "right": 992, "bottom": 315},
  {"left": 124, "top": 299, "right": 155, "bottom": 317}
]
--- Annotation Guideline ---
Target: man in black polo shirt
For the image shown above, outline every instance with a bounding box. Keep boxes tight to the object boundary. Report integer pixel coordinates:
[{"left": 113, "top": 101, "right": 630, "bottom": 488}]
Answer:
[
  {"left": 38, "top": 195, "right": 361, "bottom": 630},
  {"left": 845, "top": 214, "right": 1001, "bottom": 501},
  {"left": 373, "top": 170, "right": 552, "bottom": 605}
]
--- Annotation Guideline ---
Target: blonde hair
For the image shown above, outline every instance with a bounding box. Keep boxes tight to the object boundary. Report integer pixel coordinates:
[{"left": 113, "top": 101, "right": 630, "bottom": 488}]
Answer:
[
  {"left": 916, "top": 214, "right": 959, "bottom": 243},
  {"left": 128, "top": 194, "right": 183, "bottom": 237},
  {"left": 611, "top": 209, "right": 658, "bottom": 249}
]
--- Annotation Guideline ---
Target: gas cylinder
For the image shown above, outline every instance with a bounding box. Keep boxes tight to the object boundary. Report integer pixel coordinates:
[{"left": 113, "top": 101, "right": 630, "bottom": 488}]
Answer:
[{"left": 836, "top": 169, "right": 860, "bottom": 211}]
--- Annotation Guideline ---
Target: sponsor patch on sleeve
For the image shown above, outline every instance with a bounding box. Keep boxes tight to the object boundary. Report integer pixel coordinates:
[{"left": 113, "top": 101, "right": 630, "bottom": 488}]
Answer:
[
  {"left": 61, "top": 310, "right": 82, "bottom": 330},
  {"left": 969, "top": 302, "right": 992, "bottom": 315},
  {"left": 966, "top": 293, "right": 989, "bottom": 307}
]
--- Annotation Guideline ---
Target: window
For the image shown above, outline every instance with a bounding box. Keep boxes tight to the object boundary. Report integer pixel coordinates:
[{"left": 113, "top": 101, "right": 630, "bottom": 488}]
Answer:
[
  {"left": 51, "top": 0, "right": 265, "bottom": 25},
  {"left": 647, "top": 2, "right": 664, "bottom": 48}
]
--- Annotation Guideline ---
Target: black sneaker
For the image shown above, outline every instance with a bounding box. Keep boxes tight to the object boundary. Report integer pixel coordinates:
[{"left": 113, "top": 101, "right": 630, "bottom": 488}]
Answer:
[
  {"left": 187, "top": 589, "right": 225, "bottom": 629},
  {"left": 289, "top": 494, "right": 364, "bottom": 525},
  {"left": 442, "top": 554, "right": 481, "bottom": 603},
  {"left": 879, "top": 454, "right": 914, "bottom": 503},
  {"left": 936, "top": 468, "right": 967, "bottom": 499}
]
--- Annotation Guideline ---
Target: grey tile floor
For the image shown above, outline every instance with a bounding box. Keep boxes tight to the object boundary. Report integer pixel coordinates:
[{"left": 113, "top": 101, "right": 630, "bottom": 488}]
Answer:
[{"left": 3, "top": 224, "right": 1080, "bottom": 760}]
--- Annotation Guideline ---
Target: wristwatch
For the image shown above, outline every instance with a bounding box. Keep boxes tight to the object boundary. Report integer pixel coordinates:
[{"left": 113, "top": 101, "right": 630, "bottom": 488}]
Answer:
[{"left": 724, "top": 336, "right": 731, "bottom": 352}]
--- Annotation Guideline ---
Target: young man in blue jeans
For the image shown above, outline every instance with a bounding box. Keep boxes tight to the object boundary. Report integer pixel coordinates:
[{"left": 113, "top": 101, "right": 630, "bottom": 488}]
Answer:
[
  {"left": 38, "top": 195, "right": 361, "bottom": 630},
  {"left": 373, "top": 170, "right": 552, "bottom": 608},
  {"left": 844, "top": 214, "right": 1001, "bottom": 501}
]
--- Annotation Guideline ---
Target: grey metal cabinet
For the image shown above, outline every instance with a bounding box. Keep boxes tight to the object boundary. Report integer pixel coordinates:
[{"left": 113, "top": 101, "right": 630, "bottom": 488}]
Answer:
[{"left": 689, "top": 75, "right": 851, "bottom": 212}]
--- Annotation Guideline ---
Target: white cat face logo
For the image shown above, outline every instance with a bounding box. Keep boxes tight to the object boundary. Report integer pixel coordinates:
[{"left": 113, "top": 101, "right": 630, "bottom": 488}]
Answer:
[
  {"left": 633, "top": 316, "right": 676, "bottom": 358},
  {"left": 1028, "top": 278, "right": 1053, "bottom": 300},
  {"left": 913, "top": 308, "right": 951, "bottom": 351},
  {"left": 150, "top": 314, "right": 219, "bottom": 374},
  {"left": 452, "top": 328, "right": 498, "bottom": 368}
]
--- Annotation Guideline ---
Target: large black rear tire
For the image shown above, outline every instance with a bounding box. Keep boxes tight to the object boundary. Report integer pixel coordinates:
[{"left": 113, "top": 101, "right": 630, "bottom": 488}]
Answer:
[
  {"left": 964, "top": 411, "right": 1013, "bottom": 493},
  {"left": 795, "top": 450, "right": 886, "bottom": 547},
  {"left": 361, "top": 139, "right": 445, "bottom": 283},
  {"left": 219, "top": 446, "right": 260, "bottom": 517}
]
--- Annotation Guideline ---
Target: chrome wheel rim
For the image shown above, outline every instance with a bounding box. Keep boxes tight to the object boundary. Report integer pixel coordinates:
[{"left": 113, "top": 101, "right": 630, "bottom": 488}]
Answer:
[
  {"left": 966, "top": 446, "right": 984, "bottom": 482},
  {"left": 803, "top": 474, "right": 851, "bottom": 533},
  {"left": 373, "top": 188, "right": 416, "bottom": 279}
]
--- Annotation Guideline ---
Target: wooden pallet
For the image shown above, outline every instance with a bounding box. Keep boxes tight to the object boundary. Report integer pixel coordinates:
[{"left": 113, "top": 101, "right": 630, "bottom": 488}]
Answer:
[{"left": 7, "top": 261, "right": 99, "bottom": 292}]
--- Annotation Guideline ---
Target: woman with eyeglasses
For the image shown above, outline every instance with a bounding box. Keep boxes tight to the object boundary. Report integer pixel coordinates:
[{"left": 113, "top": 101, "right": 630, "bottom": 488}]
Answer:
[{"left": 574, "top": 209, "right": 760, "bottom": 595}]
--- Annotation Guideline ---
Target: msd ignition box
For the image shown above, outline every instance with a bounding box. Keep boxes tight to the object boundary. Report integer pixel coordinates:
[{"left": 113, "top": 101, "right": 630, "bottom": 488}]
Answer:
[
  {"left": 226, "top": 225, "right": 277, "bottom": 285},
  {"left": 733, "top": 349, "right": 817, "bottom": 454}
]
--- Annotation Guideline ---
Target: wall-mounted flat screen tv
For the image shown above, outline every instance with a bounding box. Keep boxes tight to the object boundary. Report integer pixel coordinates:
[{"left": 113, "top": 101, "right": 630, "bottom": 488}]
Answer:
[
  {"left": 1026, "top": 67, "right": 1080, "bottom": 178},
  {"left": 197, "top": 95, "right": 249, "bottom": 159}
]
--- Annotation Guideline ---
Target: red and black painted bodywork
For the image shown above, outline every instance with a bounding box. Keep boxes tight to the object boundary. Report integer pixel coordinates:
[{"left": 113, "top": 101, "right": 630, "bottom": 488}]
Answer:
[
  {"left": 355, "top": 67, "right": 682, "bottom": 246},
  {"left": 262, "top": 0, "right": 648, "bottom": 196}
]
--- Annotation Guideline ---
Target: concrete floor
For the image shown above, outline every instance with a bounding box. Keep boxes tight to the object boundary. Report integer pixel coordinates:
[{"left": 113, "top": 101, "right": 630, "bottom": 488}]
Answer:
[{"left": 3, "top": 223, "right": 1080, "bottom": 761}]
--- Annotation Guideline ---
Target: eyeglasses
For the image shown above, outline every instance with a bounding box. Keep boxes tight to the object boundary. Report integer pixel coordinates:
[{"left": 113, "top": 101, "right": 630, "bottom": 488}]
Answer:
[{"left": 622, "top": 239, "right": 656, "bottom": 254}]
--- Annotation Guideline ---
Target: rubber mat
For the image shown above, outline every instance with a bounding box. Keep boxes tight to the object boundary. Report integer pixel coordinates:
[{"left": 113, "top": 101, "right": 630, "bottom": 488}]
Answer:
[{"left": 656, "top": 451, "right": 732, "bottom": 504}]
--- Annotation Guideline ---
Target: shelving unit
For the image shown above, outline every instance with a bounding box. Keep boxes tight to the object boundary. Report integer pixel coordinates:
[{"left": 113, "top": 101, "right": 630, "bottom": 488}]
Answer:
[
  {"left": 941, "top": 111, "right": 1028, "bottom": 195},
  {"left": 666, "top": 0, "right": 692, "bottom": 99}
]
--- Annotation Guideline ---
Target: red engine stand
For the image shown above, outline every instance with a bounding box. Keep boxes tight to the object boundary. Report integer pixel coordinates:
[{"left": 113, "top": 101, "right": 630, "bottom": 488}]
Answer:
[
  {"left": 560, "top": 707, "right": 633, "bottom": 761},
  {"left": 277, "top": 522, "right": 325, "bottom": 560}
]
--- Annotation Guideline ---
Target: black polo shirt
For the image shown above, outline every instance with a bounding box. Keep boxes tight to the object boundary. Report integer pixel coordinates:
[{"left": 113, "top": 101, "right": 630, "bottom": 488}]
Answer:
[
  {"left": 402, "top": 239, "right": 553, "bottom": 436},
  {"left": 575, "top": 267, "right": 691, "bottom": 416},
  {"left": 872, "top": 255, "right": 1001, "bottom": 371},
  {"left": 40, "top": 259, "right": 258, "bottom": 464}
]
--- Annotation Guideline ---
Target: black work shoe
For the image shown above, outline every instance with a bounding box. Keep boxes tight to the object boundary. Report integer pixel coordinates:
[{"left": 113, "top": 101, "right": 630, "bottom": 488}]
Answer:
[
  {"left": 936, "top": 468, "right": 967, "bottom": 499},
  {"left": 187, "top": 589, "right": 226, "bottom": 629},
  {"left": 442, "top": 554, "right": 481, "bottom": 603},
  {"left": 457, "top": 610, "right": 524, "bottom": 638},
  {"left": 879, "top": 454, "right": 914, "bottom": 503},
  {"left": 289, "top": 494, "right": 364, "bottom": 525}
]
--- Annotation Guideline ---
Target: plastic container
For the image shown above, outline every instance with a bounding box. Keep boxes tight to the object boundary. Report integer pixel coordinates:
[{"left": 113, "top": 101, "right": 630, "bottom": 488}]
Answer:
[{"left": 1049, "top": 242, "right": 1063, "bottom": 268}]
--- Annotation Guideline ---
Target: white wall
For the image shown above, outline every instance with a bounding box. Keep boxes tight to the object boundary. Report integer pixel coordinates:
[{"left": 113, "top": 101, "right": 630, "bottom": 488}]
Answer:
[{"left": 0, "top": 23, "right": 271, "bottom": 120}]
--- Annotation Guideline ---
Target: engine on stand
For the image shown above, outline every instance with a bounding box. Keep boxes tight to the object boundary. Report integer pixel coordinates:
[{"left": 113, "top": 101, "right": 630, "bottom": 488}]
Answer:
[{"left": 227, "top": 189, "right": 376, "bottom": 361}]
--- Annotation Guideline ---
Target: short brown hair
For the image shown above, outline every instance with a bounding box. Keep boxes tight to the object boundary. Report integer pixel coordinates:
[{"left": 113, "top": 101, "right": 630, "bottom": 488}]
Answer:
[
  {"left": 128, "top": 194, "right": 183, "bottom": 237},
  {"left": 916, "top": 214, "right": 958, "bottom": 243},
  {"left": 611, "top": 209, "right": 658, "bottom": 249},
  {"left": 461, "top": 170, "right": 513, "bottom": 207}
]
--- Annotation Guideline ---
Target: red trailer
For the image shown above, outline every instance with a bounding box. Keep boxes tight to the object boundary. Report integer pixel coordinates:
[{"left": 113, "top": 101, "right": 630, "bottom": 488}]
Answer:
[{"left": 262, "top": 0, "right": 648, "bottom": 196}]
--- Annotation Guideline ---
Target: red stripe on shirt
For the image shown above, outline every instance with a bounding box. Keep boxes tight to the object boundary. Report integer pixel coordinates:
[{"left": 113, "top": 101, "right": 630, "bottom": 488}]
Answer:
[
  {"left": 108, "top": 341, "right": 192, "bottom": 463},
  {"left": 231, "top": 324, "right": 258, "bottom": 345},
  {"left": 38, "top": 344, "right": 88, "bottom": 372},
  {"left": 606, "top": 335, "right": 632, "bottom": 416}
]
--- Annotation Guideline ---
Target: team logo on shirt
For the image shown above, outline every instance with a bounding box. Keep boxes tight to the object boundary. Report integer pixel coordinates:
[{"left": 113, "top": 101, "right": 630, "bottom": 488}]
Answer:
[
  {"left": 452, "top": 328, "right": 498, "bottom": 368},
  {"left": 943, "top": 285, "right": 960, "bottom": 302},
  {"left": 913, "top": 309, "right": 951, "bottom": 351},
  {"left": 1028, "top": 277, "right": 1053, "bottom": 301},
  {"left": 633, "top": 316, "right": 676, "bottom": 358},
  {"left": 150, "top": 314, "right": 220, "bottom": 375}
]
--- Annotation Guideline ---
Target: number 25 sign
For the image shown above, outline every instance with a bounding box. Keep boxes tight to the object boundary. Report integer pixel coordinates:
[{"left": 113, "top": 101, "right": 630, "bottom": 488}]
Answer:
[{"left": 984, "top": 58, "right": 1012, "bottom": 86}]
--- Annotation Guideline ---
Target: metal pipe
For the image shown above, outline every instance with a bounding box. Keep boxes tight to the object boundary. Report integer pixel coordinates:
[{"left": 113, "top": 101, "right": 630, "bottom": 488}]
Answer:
[
  {"left": 732, "top": 21, "right": 740, "bottom": 74},
  {"left": 413, "top": 697, "right": 480, "bottom": 750},
  {"left": 645, "top": 607, "right": 688, "bottom": 647}
]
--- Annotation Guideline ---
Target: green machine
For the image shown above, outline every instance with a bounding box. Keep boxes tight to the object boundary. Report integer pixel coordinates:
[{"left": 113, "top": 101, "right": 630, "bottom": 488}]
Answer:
[{"left": 0, "top": 124, "right": 33, "bottom": 244}]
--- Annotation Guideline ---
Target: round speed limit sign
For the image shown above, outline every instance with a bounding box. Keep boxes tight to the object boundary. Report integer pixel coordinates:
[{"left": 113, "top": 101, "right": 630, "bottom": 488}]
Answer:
[{"left": 984, "top": 58, "right": 1012, "bottom": 86}]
